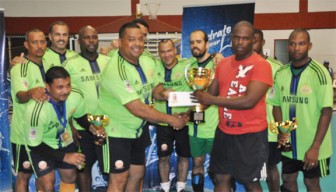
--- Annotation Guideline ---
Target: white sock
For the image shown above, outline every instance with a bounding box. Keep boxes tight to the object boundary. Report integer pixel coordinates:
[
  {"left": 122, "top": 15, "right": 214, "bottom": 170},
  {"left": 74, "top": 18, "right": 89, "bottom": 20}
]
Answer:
[
  {"left": 176, "top": 181, "right": 186, "bottom": 192},
  {"left": 160, "top": 181, "right": 170, "bottom": 192}
]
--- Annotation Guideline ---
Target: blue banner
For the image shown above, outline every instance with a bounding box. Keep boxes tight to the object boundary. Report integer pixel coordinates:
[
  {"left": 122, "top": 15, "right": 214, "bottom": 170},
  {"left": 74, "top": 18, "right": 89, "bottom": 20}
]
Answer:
[
  {"left": 181, "top": 3, "right": 255, "bottom": 58},
  {"left": 0, "top": 8, "right": 12, "bottom": 192}
]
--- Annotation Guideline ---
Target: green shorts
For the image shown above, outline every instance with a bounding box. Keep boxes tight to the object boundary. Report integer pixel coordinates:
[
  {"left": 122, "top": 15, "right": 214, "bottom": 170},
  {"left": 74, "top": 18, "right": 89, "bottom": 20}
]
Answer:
[{"left": 189, "top": 136, "right": 214, "bottom": 158}]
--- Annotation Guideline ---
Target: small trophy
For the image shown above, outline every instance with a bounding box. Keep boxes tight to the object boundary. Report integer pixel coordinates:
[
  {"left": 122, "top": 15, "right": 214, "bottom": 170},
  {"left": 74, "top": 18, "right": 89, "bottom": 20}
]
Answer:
[
  {"left": 185, "top": 64, "right": 214, "bottom": 124},
  {"left": 87, "top": 113, "right": 109, "bottom": 145},
  {"left": 270, "top": 118, "right": 298, "bottom": 152}
]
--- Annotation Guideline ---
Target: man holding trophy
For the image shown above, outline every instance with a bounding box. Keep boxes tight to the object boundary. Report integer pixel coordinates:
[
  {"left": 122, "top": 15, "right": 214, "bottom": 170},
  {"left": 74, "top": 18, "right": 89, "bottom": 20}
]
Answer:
[
  {"left": 63, "top": 25, "right": 111, "bottom": 192},
  {"left": 186, "top": 30, "right": 219, "bottom": 192},
  {"left": 193, "top": 21, "right": 273, "bottom": 191},
  {"left": 96, "top": 22, "right": 187, "bottom": 192},
  {"left": 23, "top": 67, "right": 104, "bottom": 192},
  {"left": 267, "top": 29, "right": 333, "bottom": 192}
]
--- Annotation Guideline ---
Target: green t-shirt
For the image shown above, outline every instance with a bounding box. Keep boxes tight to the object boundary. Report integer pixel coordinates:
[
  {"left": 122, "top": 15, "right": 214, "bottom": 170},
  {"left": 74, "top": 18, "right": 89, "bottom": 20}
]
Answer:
[
  {"left": 187, "top": 56, "right": 218, "bottom": 138},
  {"left": 267, "top": 59, "right": 333, "bottom": 160},
  {"left": 10, "top": 59, "right": 46, "bottom": 144},
  {"left": 24, "top": 90, "right": 87, "bottom": 149},
  {"left": 154, "top": 58, "right": 190, "bottom": 125},
  {"left": 265, "top": 57, "right": 283, "bottom": 142},
  {"left": 43, "top": 48, "right": 78, "bottom": 70},
  {"left": 97, "top": 53, "right": 158, "bottom": 138},
  {"left": 63, "top": 54, "right": 110, "bottom": 120}
]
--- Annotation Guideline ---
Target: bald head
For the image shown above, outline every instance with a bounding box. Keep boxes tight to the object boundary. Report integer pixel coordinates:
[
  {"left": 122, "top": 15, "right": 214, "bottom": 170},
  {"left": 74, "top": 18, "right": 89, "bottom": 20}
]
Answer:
[
  {"left": 78, "top": 25, "right": 97, "bottom": 39},
  {"left": 231, "top": 20, "right": 255, "bottom": 60},
  {"left": 232, "top": 21, "right": 254, "bottom": 36}
]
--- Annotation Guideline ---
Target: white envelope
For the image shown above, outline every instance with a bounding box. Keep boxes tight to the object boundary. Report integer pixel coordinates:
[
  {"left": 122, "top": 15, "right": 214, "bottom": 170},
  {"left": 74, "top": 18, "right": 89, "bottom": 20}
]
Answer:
[{"left": 168, "top": 92, "right": 199, "bottom": 107}]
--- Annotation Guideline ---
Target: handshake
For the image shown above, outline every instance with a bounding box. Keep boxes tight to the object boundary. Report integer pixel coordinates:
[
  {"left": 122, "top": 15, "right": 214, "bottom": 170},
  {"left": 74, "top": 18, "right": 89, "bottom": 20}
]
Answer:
[{"left": 169, "top": 112, "right": 190, "bottom": 130}]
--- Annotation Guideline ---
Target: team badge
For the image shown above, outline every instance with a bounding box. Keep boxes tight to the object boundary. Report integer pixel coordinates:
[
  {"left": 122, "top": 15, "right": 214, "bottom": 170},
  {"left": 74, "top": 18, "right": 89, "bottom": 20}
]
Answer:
[
  {"left": 21, "top": 79, "right": 29, "bottom": 89},
  {"left": 38, "top": 161, "right": 47, "bottom": 170},
  {"left": 161, "top": 144, "right": 168, "bottom": 151},
  {"left": 300, "top": 84, "right": 312, "bottom": 94},
  {"left": 174, "top": 72, "right": 182, "bottom": 79},
  {"left": 22, "top": 161, "right": 31, "bottom": 169},
  {"left": 115, "top": 160, "right": 124, "bottom": 169},
  {"left": 29, "top": 128, "right": 37, "bottom": 140},
  {"left": 124, "top": 80, "right": 134, "bottom": 93},
  {"left": 268, "top": 87, "right": 275, "bottom": 99}
]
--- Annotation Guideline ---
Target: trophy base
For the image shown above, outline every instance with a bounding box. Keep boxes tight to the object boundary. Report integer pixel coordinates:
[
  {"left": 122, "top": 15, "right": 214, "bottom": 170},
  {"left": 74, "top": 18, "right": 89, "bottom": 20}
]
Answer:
[
  {"left": 190, "top": 111, "right": 205, "bottom": 124},
  {"left": 94, "top": 136, "right": 106, "bottom": 145},
  {"left": 280, "top": 141, "right": 292, "bottom": 152}
]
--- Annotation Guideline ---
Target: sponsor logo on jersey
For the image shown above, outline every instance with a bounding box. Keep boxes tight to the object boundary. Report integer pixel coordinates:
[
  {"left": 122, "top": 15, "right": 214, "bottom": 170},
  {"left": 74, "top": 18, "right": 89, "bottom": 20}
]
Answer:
[
  {"left": 282, "top": 96, "right": 309, "bottom": 104},
  {"left": 80, "top": 74, "right": 101, "bottom": 82},
  {"left": 163, "top": 80, "right": 183, "bottom": 87}
]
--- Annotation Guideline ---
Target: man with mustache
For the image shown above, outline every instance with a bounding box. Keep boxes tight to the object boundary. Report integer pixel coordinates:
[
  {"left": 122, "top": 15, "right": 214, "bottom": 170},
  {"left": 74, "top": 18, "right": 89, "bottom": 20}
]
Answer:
[
  {"left": 23, "top": 66, "right": 103, "bottom": 192},
  {"left": 96, "top": 22, "right": 187, "bottom": 192},
  {"left": 10, "top": 28, "right": 50, "bottom": 192},
  {"left": 188, "top": 29, "right": 219, "bottom": 192},
  {"left": 63, "top": 25, "right": 111, "bottom": 192},
  {"left": 10, "top": 21, "right": 78, "bottom": 70}
]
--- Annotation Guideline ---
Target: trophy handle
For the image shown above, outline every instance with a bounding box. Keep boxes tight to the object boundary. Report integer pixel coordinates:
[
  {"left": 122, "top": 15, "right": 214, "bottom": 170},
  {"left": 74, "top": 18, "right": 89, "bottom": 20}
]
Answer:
[{"left": 184, "top": 63, "right": 191, "bottom": 84}]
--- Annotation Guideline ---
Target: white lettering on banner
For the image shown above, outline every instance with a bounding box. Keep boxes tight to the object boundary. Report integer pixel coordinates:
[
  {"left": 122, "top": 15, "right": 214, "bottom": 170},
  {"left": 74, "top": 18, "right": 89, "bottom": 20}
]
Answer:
[{"left": 208, "top": 24, "right": 232, "bottom": 53}]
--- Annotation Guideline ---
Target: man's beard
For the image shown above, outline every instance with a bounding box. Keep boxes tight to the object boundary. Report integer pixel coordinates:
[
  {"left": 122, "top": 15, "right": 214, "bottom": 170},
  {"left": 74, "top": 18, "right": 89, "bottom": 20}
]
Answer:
[{"left": 192, "top": 48, "right": 206, "bottom": 59}]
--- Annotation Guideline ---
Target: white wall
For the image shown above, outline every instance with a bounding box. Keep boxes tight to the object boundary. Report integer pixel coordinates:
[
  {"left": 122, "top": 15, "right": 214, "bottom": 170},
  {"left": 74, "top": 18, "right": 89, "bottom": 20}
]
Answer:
[{"left": 263, "top": 29, "right": 336, "bottom": 68}]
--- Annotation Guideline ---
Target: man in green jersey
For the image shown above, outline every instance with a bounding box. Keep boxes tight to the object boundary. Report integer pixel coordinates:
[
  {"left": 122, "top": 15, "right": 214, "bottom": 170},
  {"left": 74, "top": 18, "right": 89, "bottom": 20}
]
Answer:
[
  {"left": 253, "top": 28, "right": 283, "bottom": 192},
  {"left": 96, "top": 22, "right": 187, "bottom": 192},
  {"left": 11, "top": 21, "right": 78, "bottom": 70},
  {"left": 24, "top": 66, "right": 104, "bottom": 192},
  {"left": 188, "top": 29, "right": 219, "bottom": 192},
  {"left": 152, "top": 39, "right": 191, "bottom": 192},
  {"left": 63, "top": 25, "right": 111, "bottom": 191},
  {"left": 268, "top": 29, "right": 333, "bottom": 192},
  {"left": 10, "top": 28, "right": 50, "bottom": 192}
]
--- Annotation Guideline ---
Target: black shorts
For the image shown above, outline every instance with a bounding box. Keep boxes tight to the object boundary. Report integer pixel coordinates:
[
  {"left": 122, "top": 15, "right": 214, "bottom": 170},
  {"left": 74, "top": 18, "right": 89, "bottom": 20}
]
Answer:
[
  {"left": 268, "top": 142, "right": 281, "bottom": 166},
  {"left": 12, "top": 143, "right": 33, "bottom": 173},
  {"left": 29, "top": 143, "right": 77, "bottom": 178},
  {"left": 77, "top": 130, "right": 97, "bottom": 170},
  {"left": 156, "top": 124, "right": 190, "bottom": 158},
  {"left": 281, "top": 156, "right": 330, "bottom": 178},
  {"left": 97, "top": 132, "right": 147, "bottom": 174},
  {"left": 209, "top": 128, "right": 268, "bottom": 183},
  {"left": 142, "top": 123, "right": 152, "bottom": 148}
]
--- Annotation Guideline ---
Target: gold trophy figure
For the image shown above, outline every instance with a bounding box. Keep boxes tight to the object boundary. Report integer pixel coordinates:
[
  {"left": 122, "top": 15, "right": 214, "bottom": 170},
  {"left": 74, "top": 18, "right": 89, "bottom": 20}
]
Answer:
[
  {"left": 185, "top": 64, "right": 214, "bottom": 124},
  {"left": 87, "top": 113, "right": 109, "bottom": 145},
  {"left": 270, "top": 118, "right": 298, "bottom": 152}
]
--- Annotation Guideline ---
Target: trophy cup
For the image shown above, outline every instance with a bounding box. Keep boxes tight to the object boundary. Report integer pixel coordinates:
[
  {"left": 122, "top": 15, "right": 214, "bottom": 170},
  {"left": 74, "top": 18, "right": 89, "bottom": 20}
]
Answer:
[
  {"left": 87, "top": 113, "right": 109, "bottom": 145},
  {"left": 270, "top": 118, "right": 298, "bottom": 152},
  {"left": 185, "top": 64, "right": 214, "bottom": 124}
]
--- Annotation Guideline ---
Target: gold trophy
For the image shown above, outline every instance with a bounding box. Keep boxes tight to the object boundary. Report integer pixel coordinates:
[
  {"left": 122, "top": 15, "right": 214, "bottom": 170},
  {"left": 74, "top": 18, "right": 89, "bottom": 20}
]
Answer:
[
  {"left": 185, "top": 64, "right": 214, "bottom": 124},
  {"left": 87, "top": 113, "right": 109, "bottom": 145},
  {"left": 270, "top": 118, "right": 298, "bottom": 152}
]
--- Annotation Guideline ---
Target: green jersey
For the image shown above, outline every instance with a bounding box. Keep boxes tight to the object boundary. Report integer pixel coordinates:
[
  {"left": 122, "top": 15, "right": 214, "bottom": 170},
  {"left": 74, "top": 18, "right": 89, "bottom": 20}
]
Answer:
[
  {"left": 63, "top": 54, "right": 110, "bottom": 114},
  {"left": 10, "top": 59, "right": 46, "bottom": 144},
  {"left": 24, "top": 89, "right": 87, "bottom": 149},
  {"left": 187, "top": 56, "right": 218, "bottom": 138},
  {"left": 43, "top": 48, "right": 78, "bottom": 70},
  {"left": 63, "top": 54, "right": 110, "bottom": 131},
  {"left": 265, "top": 57, "right": 283, "bottom": 142},
  {"left": 97, "top": 53, "right": 158, "bottom": 138},
  {"left": 267, "top": 59, "right": 333, "bottom": 160},
  {"left": 154, "top": 58, "right": 190, "bottom": 125}
]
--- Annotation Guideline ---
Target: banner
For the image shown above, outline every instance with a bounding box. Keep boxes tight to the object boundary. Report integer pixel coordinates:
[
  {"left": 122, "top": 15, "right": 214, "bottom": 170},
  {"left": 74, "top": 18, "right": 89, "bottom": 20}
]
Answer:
[
  {"left": 0, "top": 8, "right": 12, "bottom": 192},
  {"left": 181, "top": 3, "right": 255, "bottom": 58}
]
